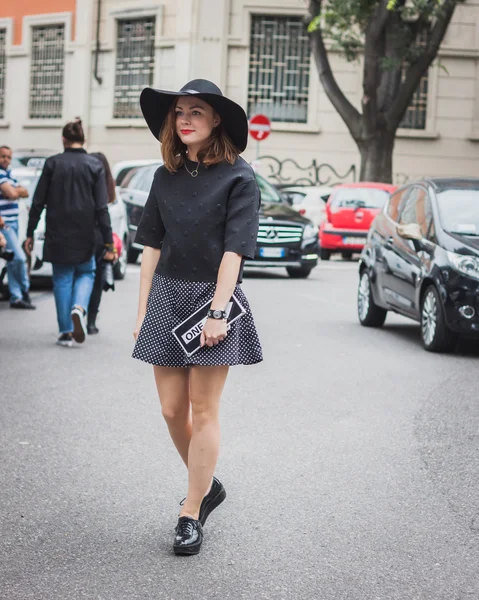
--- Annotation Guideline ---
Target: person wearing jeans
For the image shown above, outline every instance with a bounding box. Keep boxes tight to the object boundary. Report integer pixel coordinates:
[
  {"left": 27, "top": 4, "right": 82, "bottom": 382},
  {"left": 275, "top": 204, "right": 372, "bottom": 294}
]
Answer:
[
  {"left": 0, "top": 220, "right": 34, "bottom": 308},
  {"left": 25, "top": 119, "right": 114, "bottom": 347},
  {"left": 0, "top": 146, "right": 35, "bottom": 309},
  {"left": 52, "top": 257, "right": 96, "bottom": 340}
]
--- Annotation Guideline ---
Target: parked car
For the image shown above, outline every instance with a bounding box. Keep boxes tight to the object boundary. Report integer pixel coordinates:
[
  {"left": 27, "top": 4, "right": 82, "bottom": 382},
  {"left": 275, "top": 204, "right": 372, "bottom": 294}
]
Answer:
[
  {"left": 112, "top": 159, "right": 162, "bottom": 186},
  {"left": 120, "top": 163, "right": 319, "bottom": 278},
  {"left": 15, "top": 168, "right": 129, "bottom": 280},
  {"left": 281, "top": 185, "right": 334, "bottom": 227},
  {"left": 119, "top": 163, "right": 162, "bottom": 263},
  {"left": 319, "top": 182, "right": 396, "bottom": 260},
  {"left": 13, "top": 148, "right": 57, "bottom": 168},
  {"left": 357, "top": 177, "right": 479, "bottom": 352}
]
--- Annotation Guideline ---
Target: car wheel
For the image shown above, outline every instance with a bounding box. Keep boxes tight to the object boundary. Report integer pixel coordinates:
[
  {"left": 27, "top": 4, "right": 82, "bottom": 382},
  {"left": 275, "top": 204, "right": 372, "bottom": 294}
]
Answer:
[
  {"left": 127, "top": 244, "right": 140, "bottom": 264},
  {"left": 320, "top": 248, "right": 331, "bottom": 261},
  {"left": 113, "top": 236, "right": 128, "bottom": 280},
  {"left": 286, "top": 266, "right": 313, "bottom": 279},
  {"left": 420, "top": 285, "right": 456, "bottom": 352},
  {"left": 357, "top": 270, "right": 387, "bottom": 327},
  {"left": 341, "top": 251, "right": 353, "bottom": 260}
]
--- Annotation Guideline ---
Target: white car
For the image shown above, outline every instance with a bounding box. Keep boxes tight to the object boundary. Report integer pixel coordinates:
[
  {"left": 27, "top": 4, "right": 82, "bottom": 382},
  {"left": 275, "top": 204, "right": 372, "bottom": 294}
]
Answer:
[
  {"left": 281, "top": 185, "right": 334, "bottom": 227},
  {"left": 15, "top": 167, "right": 129, "bottom": 280},
  {"left": 112, "top": 159, "right": 162, "bottom": 186}
]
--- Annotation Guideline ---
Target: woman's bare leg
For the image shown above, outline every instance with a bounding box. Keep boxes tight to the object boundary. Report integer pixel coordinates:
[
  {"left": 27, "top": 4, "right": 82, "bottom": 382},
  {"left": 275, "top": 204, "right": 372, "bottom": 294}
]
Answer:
[
  {"left": 179, "top": 365, "right": 229, "bottom": 520},
  {"left": 153, "top": 366, "right": 191, "bottom": 466}
]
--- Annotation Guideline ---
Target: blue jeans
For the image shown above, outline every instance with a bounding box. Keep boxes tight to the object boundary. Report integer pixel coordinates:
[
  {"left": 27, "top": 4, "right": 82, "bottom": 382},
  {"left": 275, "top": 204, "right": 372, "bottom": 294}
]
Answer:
[
  {"left": 52, "top": 257, "right": 96, "bottom": 334},
  {"left": 0, "top": 221, "right": 30, "bottom": 303}
]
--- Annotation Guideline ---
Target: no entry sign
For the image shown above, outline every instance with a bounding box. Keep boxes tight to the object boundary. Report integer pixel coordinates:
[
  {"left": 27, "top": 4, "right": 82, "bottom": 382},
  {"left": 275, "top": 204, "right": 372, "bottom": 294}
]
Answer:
[{"left": 249, "top": 114, "right": 271, "bottom": 141}]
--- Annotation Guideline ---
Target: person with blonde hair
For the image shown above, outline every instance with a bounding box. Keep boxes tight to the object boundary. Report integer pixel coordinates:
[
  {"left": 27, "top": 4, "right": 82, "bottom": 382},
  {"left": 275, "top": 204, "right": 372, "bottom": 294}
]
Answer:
[{"left": 132, "top": 80, "right": 263, "bottom": 555}]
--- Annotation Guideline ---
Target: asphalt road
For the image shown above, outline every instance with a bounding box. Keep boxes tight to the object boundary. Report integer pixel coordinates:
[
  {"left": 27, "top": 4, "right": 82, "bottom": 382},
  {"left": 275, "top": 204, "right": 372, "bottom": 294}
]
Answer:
[{"left": 1, "top": 261, "right": 479, "bottom": 600}]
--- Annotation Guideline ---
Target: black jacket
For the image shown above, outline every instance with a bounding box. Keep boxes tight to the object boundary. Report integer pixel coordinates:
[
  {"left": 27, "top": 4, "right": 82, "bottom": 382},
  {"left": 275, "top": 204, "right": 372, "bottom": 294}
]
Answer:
[{"left": 27, "top": 148, "right": 113, "bottom": 265}]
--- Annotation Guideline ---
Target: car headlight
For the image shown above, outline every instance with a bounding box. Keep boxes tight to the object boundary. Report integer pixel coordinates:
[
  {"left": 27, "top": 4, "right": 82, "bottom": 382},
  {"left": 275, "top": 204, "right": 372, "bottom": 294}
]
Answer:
[
  {"left": 303, "top": 224, "right": 318, "bottom": 239},
  {"left": 446, "top": 251, "right": 479, "bottom": 282}
]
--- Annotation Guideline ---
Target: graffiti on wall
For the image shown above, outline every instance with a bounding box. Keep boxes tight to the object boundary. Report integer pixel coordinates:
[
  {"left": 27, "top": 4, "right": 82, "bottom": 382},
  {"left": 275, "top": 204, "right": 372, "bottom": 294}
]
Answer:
[{"left": 252, "top": 156, "right": 357, "bottom": 188}]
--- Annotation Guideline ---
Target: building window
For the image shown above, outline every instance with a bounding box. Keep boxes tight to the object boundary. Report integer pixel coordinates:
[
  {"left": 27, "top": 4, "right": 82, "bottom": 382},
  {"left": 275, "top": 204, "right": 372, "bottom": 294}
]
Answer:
[
  {"left": 400, "top": 32, "right": 428, "bottom": 130},
  {"left": 29, "top": 25, "right": 65, "bottom": 119},
  {"left": 114, "top": 18, "right": 156, "bottom": 119},
  {"left": 0, "top": 29, "right": 5, "bottom": 119},
  {"left": 248, "top": 15, "right": 311, "bottom": 123},
  {"left": 400, "top": 72, "right": 428, "bottom": 129}
]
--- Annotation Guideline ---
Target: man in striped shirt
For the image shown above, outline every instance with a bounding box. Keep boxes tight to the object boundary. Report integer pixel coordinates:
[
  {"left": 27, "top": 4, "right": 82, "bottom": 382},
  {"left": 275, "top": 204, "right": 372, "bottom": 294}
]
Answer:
[{"left": 0, "top": 145, "right": 35, "bottom": 308}]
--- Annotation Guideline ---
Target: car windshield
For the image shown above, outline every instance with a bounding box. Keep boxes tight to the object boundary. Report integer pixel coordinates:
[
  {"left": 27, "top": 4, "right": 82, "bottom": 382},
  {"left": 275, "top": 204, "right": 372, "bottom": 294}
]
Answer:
[
  {"left": 331, "top": 187, "right": 390, "bottom": 209},
  {"left": 255, "top": 173, "right": 283, "bottom": 203},
  {"left": 13, "top": 156, "right": 47, "bottom": 168},
  {"left": 10, "top": 158, "right": 23, "bottom": 169},
  {"left": 285, "top": 191, "right": 306, "bottom": 205},
  {"left": 437, "top": 189, "right": 479, "bottom": 236}
]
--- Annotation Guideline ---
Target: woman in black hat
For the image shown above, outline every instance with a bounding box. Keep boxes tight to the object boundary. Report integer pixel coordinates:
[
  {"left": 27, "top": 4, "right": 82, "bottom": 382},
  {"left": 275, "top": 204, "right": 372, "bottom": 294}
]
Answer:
[{"left": 132, "top": 79, "right": 263, "bottom": 555}]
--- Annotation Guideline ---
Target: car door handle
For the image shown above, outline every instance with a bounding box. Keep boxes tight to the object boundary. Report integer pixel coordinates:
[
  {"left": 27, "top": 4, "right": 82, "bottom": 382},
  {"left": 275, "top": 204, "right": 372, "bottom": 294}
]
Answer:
[{"left": 385, "top": 236, "right": 394, "bottom": 249}]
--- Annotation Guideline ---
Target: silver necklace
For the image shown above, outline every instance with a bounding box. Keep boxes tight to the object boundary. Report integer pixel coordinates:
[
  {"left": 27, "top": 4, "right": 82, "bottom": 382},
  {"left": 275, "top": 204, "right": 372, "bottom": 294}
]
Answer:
[{"left": 185, "top": 160, "right": 200, "bottom": 178}]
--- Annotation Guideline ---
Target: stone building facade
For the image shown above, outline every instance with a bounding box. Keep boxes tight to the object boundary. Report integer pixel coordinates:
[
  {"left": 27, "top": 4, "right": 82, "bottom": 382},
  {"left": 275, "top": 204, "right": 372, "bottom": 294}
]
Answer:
[{"left": 1, "top": 0, "right": 479, "bottom": 184}]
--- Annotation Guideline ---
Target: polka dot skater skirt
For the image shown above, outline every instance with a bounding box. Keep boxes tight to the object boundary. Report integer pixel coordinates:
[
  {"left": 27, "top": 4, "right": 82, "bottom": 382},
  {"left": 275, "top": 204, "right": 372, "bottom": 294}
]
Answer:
[{"left": 132, "top": 274, "right": 263, "bottom": 367}]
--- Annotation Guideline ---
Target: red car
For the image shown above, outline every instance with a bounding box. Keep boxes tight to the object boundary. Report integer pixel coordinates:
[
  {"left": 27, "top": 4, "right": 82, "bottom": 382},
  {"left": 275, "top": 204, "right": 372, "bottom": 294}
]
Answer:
[{"left": 319, "top": 182, "right": 397, "bottom": 260}]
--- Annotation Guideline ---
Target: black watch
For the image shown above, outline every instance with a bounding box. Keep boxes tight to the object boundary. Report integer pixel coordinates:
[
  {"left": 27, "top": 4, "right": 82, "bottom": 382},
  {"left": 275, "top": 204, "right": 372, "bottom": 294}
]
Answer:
[{"left": 207, "top": 309, "right": 227, "bottom": 320}]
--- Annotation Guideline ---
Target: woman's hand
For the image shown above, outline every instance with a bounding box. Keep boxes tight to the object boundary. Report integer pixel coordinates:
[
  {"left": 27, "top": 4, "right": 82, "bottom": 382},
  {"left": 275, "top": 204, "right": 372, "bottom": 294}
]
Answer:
[
  {"left": 133, "top": 314, "right": 145, "bottom": 341},
  {"left": 24, "top": 237, "right": 34, "bottom": 256},
  {"left": 103, "top": 250, "right": 116, "bottom": 262},
  {"left": 200, "top": 318, "right": 227, "bottom": 348}
]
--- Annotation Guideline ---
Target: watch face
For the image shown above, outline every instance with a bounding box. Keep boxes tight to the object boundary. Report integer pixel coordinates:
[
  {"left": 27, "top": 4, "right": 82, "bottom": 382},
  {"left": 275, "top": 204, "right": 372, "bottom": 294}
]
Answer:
[{"left": 213, "top": 310, "right": 222, "bottom": 319}]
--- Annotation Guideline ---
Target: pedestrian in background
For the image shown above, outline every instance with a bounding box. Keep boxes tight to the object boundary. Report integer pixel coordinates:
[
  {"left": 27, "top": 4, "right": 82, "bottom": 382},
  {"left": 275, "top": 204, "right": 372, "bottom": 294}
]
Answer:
[
  {"left": 0, "top": 145, "right": 36, "bottom": 309},
  {"left": 132, "top": 79, "right": 263, "bottom": 555},
  {"left": 25, "top": 119, "right": 115, "bottom": 347},
  {"left": 87, "top": 151, "right": 117, "bottom": 335}
]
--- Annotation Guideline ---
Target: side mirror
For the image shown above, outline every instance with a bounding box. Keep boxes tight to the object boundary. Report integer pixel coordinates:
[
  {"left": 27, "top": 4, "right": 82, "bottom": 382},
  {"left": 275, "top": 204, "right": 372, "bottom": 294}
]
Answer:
[
  {"left": 397, "top": 223, "right": 422, "bottom": 241},
  {"left": 397, "top": 223, "right": 435, "bottom": 254}
]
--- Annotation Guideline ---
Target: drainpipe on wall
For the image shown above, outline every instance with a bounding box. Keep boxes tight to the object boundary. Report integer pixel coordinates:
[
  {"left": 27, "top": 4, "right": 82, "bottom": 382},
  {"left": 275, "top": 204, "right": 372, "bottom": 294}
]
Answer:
[{"left": 94, "top": 0, "right": 103, "bottom": 85}]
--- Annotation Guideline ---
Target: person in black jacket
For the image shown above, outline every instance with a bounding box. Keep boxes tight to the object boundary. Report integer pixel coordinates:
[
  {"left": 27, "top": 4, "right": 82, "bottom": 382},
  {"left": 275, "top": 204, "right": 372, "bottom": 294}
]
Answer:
[
  {"left": 87, "top": 152, "right": 117, "bottom": 335},
  {"left": 25, "top": 119, "right": 115, "bottom": 347}
]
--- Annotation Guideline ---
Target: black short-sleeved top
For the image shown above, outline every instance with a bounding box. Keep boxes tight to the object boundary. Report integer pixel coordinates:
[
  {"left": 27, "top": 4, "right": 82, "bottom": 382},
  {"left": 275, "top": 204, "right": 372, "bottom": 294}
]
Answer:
[{"left": 134, "top": 156, "right": 261, "bottom": 283}]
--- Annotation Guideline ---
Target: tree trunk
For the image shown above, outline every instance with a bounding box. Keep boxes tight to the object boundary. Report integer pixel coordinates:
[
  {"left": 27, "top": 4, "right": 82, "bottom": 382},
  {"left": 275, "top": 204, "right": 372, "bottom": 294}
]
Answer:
[{"left": 357, "top": 130, "right": 395, "bottom": 183}]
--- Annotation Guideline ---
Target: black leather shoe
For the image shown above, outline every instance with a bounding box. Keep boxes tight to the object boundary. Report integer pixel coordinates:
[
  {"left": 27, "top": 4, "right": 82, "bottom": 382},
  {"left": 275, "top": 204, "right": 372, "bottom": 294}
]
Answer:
[
  {"left": 173, "top": 517, "right": 203, "bottom": 555},
  {"left": 199, "top": 477, "right": 226, "bottom": 526},
  {"left": 10, "top": 299, "right": 36, "bottom": 309},
  {"left": 87, "top": 323, "right": 99, "bottom": 335}
]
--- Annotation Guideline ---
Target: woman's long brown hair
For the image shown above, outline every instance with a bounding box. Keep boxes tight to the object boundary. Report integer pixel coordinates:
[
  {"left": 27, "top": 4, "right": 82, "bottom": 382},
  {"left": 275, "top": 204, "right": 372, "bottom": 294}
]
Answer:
[
  {"left": 160, "top": 101, "right": 239, "bottom": 172},
  {"left": 90, "top": 152, "right": 116, "bottom": 204}
]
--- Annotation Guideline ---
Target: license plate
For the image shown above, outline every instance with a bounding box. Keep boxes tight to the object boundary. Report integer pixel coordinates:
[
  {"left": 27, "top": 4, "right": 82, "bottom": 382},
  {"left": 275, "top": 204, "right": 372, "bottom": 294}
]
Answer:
[
  {"left": 259, "top": 247, "right": 286, "bottom": 258},
  {"left": 342, "top": 237, "right": 365, "bottom": 245}
]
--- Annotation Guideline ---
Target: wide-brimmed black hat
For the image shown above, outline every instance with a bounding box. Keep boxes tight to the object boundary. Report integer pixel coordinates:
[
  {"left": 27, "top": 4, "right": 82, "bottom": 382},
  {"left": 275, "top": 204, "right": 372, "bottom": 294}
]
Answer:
[{"left": 140, "top": 79, "right": 249, "bottom": 153}]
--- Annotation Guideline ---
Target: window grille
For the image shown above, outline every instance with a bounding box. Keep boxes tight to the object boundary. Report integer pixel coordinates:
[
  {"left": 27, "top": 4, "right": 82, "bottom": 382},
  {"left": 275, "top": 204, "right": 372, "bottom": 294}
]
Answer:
[
  {"left": 0, "top": 30, "right": 5, "bottom": 119},
  {"left": 400, "top": 31, "right": 429, "bottom": 130},
  {"left": 114, "top": 18, "right": 156, "bottom": 119},
  {"left": 248, "top": 15, "right": 311, "bottom": 123},
  {"left": 29, "top": 25, "right": 65, "bottom": 119}
]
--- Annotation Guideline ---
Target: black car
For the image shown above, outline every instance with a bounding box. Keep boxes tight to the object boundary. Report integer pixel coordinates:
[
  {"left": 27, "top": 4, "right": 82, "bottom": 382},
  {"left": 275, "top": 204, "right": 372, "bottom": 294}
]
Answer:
[
  {"left": 120, "top": 164, "right": 319, "bottom": 278},
  {"left": 358, "top": 178, "right": 479, "bottom": 352}
]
